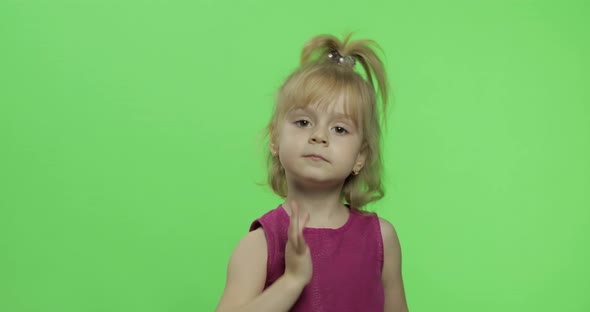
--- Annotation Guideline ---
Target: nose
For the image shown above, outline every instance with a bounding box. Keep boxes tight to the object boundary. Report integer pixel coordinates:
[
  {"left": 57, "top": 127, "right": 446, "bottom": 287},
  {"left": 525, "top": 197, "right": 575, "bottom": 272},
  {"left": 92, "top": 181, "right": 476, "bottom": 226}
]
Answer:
[{"left": 309, "top": 128, "right": 329, "bottom": 145}]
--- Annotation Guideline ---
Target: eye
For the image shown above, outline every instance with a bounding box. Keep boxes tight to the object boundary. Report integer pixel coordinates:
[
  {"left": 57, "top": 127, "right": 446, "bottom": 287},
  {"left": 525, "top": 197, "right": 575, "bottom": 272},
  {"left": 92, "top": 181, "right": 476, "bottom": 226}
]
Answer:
[
  {"left": 334, "top": 126, "right": 349, "bottom": 134},
  {"left": 295, "top": 120, "right": 311, "bottom": 127}
]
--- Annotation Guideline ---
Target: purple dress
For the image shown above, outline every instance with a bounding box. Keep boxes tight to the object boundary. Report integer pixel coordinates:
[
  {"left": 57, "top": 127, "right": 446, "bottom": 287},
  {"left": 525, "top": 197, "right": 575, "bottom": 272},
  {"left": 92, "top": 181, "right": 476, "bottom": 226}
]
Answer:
[{"left": 250, "top": 204, "right": 385, "bottom": 311}]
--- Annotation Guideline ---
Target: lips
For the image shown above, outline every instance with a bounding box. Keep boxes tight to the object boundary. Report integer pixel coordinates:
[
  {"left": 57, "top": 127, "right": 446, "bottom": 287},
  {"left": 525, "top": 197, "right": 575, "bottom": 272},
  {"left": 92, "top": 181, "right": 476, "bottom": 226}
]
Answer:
[{"left": 304, "top": 154, "right": 329, "bottom": 162}]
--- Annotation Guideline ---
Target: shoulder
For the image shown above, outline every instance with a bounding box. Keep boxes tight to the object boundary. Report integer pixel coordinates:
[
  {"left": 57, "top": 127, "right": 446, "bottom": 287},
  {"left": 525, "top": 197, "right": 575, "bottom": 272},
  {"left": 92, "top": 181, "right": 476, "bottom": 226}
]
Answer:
[
  {"left": 250, "top": 206, "right": 287, "bottom": 231},
  {"left": 378, "top": 217, "right": 400, "bottom": 248},
  {"left": 228, "top": 228, "right": 267, "bottom": 276},
  {"left": 378, "top": 217, "right": 402, "bottom": 263},
  {"left": 237, "top": 228, "right": 267, "bottom": 253}
]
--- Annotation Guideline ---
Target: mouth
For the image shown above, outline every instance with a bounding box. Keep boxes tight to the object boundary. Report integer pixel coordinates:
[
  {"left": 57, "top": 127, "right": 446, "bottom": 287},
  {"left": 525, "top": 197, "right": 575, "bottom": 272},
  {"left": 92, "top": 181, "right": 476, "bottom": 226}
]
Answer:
[{"left": 304, "top": 154, "right": 329, "bottom": 162}]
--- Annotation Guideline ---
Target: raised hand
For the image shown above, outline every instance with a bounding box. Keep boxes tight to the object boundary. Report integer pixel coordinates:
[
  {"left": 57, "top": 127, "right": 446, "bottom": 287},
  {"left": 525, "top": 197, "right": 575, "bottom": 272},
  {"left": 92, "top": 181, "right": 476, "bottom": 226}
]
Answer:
[{"left": 284, "top": 200, "right": 312, "bottom": 287}]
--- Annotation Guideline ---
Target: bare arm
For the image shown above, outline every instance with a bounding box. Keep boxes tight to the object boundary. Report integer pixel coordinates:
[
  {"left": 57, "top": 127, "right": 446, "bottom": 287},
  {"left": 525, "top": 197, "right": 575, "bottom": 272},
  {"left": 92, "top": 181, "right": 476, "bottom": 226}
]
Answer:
[
  {"left": 215, "top": 229, "right": 304, "bottom": 312},
  {"left": 216, "top": 202, "right": 312, "bottom": 312},
  {"left": 380, "top": 218, "right": 409, "bottom": 312}
]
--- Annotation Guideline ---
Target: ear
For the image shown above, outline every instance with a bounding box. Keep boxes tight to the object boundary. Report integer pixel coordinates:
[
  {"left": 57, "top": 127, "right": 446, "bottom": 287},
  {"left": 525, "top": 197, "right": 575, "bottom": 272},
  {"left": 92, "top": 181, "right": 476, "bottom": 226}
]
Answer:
[
  {"left": 354, "top": 149, "right": 367, "bottom": 172},
  {"left": 270, "top": 142, "right": 278, "bottom": 155}
]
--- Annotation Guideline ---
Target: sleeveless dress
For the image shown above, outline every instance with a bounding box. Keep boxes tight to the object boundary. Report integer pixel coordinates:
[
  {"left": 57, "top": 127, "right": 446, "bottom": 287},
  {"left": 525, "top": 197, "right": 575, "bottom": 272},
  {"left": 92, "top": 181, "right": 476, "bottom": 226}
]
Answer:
[{"left": 250, "top": 204, "right": 385, "bottom": 312}]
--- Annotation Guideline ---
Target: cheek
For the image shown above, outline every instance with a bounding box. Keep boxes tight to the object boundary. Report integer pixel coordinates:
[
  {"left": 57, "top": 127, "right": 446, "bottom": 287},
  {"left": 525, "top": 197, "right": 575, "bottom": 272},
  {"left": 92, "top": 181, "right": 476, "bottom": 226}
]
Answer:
[
  {"left": 279, "top": 138, "right": 303, "bottom": 153},
  {"left": 335, "top": 141, "right": 363, "bottom": 163},
  {"left": 277, "top": 133, "right": 299, "bottom": 154}
]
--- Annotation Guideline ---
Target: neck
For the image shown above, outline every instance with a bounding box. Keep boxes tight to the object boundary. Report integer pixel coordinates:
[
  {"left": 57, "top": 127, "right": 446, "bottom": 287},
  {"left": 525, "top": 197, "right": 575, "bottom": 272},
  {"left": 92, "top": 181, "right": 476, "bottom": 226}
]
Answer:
[{"left": 283, "top": 178, "right": 349, "bottom": 227}]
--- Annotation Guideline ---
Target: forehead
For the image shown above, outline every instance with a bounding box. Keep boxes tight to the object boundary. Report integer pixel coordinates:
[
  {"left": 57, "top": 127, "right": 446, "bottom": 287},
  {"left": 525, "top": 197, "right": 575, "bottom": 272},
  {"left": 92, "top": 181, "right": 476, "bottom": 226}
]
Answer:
[
  {"left": 290, "top": 97, "right": 350, "bottom": 116},
  {"left": 287, "top": 93, "right": 360, "bottom": 123}
]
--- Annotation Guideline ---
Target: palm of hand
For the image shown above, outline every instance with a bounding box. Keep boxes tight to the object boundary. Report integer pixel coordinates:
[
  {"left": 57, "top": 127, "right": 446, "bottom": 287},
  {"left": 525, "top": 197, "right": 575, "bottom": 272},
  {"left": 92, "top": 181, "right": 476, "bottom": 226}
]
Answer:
[{"left": 284, "top": 201, "right": 312, "bottom": 286}]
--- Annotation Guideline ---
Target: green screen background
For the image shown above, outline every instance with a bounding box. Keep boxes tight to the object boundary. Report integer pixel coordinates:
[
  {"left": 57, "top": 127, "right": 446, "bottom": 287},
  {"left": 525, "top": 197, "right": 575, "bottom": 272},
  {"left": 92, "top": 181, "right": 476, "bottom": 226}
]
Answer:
[{"left": 1, "top": 0, "right": 588, "bottom": 311}]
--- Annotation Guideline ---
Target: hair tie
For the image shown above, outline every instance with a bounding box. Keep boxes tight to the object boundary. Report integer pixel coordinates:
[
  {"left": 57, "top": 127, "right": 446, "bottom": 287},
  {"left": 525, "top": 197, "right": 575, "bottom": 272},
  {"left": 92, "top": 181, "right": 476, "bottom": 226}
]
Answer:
[{"left": 328, "top": 48, "right": 356, "bottom": 66}]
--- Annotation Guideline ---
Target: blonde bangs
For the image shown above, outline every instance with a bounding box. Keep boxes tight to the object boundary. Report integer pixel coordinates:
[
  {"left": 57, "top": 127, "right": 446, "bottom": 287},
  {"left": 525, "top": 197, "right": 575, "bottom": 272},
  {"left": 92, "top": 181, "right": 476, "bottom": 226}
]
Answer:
[{"left": 276, "top": 63, "right": 371, "bottom": 131}]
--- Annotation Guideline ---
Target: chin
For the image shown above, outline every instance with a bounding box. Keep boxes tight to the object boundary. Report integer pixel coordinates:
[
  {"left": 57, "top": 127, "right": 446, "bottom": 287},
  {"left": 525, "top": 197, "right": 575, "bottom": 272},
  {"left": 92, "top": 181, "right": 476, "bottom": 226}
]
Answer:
[{"left": 288, "top": 170, "right": 346, "bottom": 187}]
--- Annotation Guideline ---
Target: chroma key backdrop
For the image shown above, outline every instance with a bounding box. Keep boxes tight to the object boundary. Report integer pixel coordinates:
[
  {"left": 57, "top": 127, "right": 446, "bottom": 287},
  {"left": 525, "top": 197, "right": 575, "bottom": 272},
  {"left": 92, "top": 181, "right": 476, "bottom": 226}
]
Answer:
[{"left": 1, "top": 0, "right": 588, "bottom": 311}]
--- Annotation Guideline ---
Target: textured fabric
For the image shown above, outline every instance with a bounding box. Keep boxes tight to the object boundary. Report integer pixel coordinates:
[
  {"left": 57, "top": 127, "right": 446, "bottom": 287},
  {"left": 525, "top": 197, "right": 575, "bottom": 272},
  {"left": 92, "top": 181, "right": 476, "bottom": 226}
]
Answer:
[{"left": 250, "top": 204, "right": 384, "bottom": 312}]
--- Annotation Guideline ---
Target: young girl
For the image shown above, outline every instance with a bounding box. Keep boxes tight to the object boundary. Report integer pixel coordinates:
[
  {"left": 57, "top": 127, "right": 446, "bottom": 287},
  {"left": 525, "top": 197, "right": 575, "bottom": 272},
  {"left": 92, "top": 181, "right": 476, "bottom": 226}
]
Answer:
[{"left": 216, "top": 33, "right": 408, "bottom": 312}]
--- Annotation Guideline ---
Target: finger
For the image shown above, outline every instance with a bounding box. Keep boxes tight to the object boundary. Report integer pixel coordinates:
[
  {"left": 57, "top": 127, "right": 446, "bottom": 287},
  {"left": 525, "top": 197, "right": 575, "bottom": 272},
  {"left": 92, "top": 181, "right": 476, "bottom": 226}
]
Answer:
[
  {"left": 292, "top": 201, "right": 300, "bottom": 248},
  {"left": 287, "top": 203, "right": 297, "bottom": 247},
  {"left": 297, "top": 212, "right": 310, "bottom": 253},
  {"left": 298, "top": 211, "right": 307, "bottom": 233},
  {"left": 302, "top": 211, "right": 310, "bottom": 229}
]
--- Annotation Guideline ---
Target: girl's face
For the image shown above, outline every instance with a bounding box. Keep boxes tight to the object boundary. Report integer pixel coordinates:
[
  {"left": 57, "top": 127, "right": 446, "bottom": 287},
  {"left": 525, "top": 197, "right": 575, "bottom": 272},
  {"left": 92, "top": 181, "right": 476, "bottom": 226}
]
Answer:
[{"left": 273, "top": 99, "right": 366, "bottom": 187}]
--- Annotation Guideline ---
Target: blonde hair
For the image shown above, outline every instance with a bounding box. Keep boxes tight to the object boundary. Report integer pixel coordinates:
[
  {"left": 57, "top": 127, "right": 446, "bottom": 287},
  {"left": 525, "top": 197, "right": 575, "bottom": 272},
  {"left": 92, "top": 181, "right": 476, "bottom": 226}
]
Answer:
[{"left": 265, "top": 33, "right": 389, "bottom": 212}]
